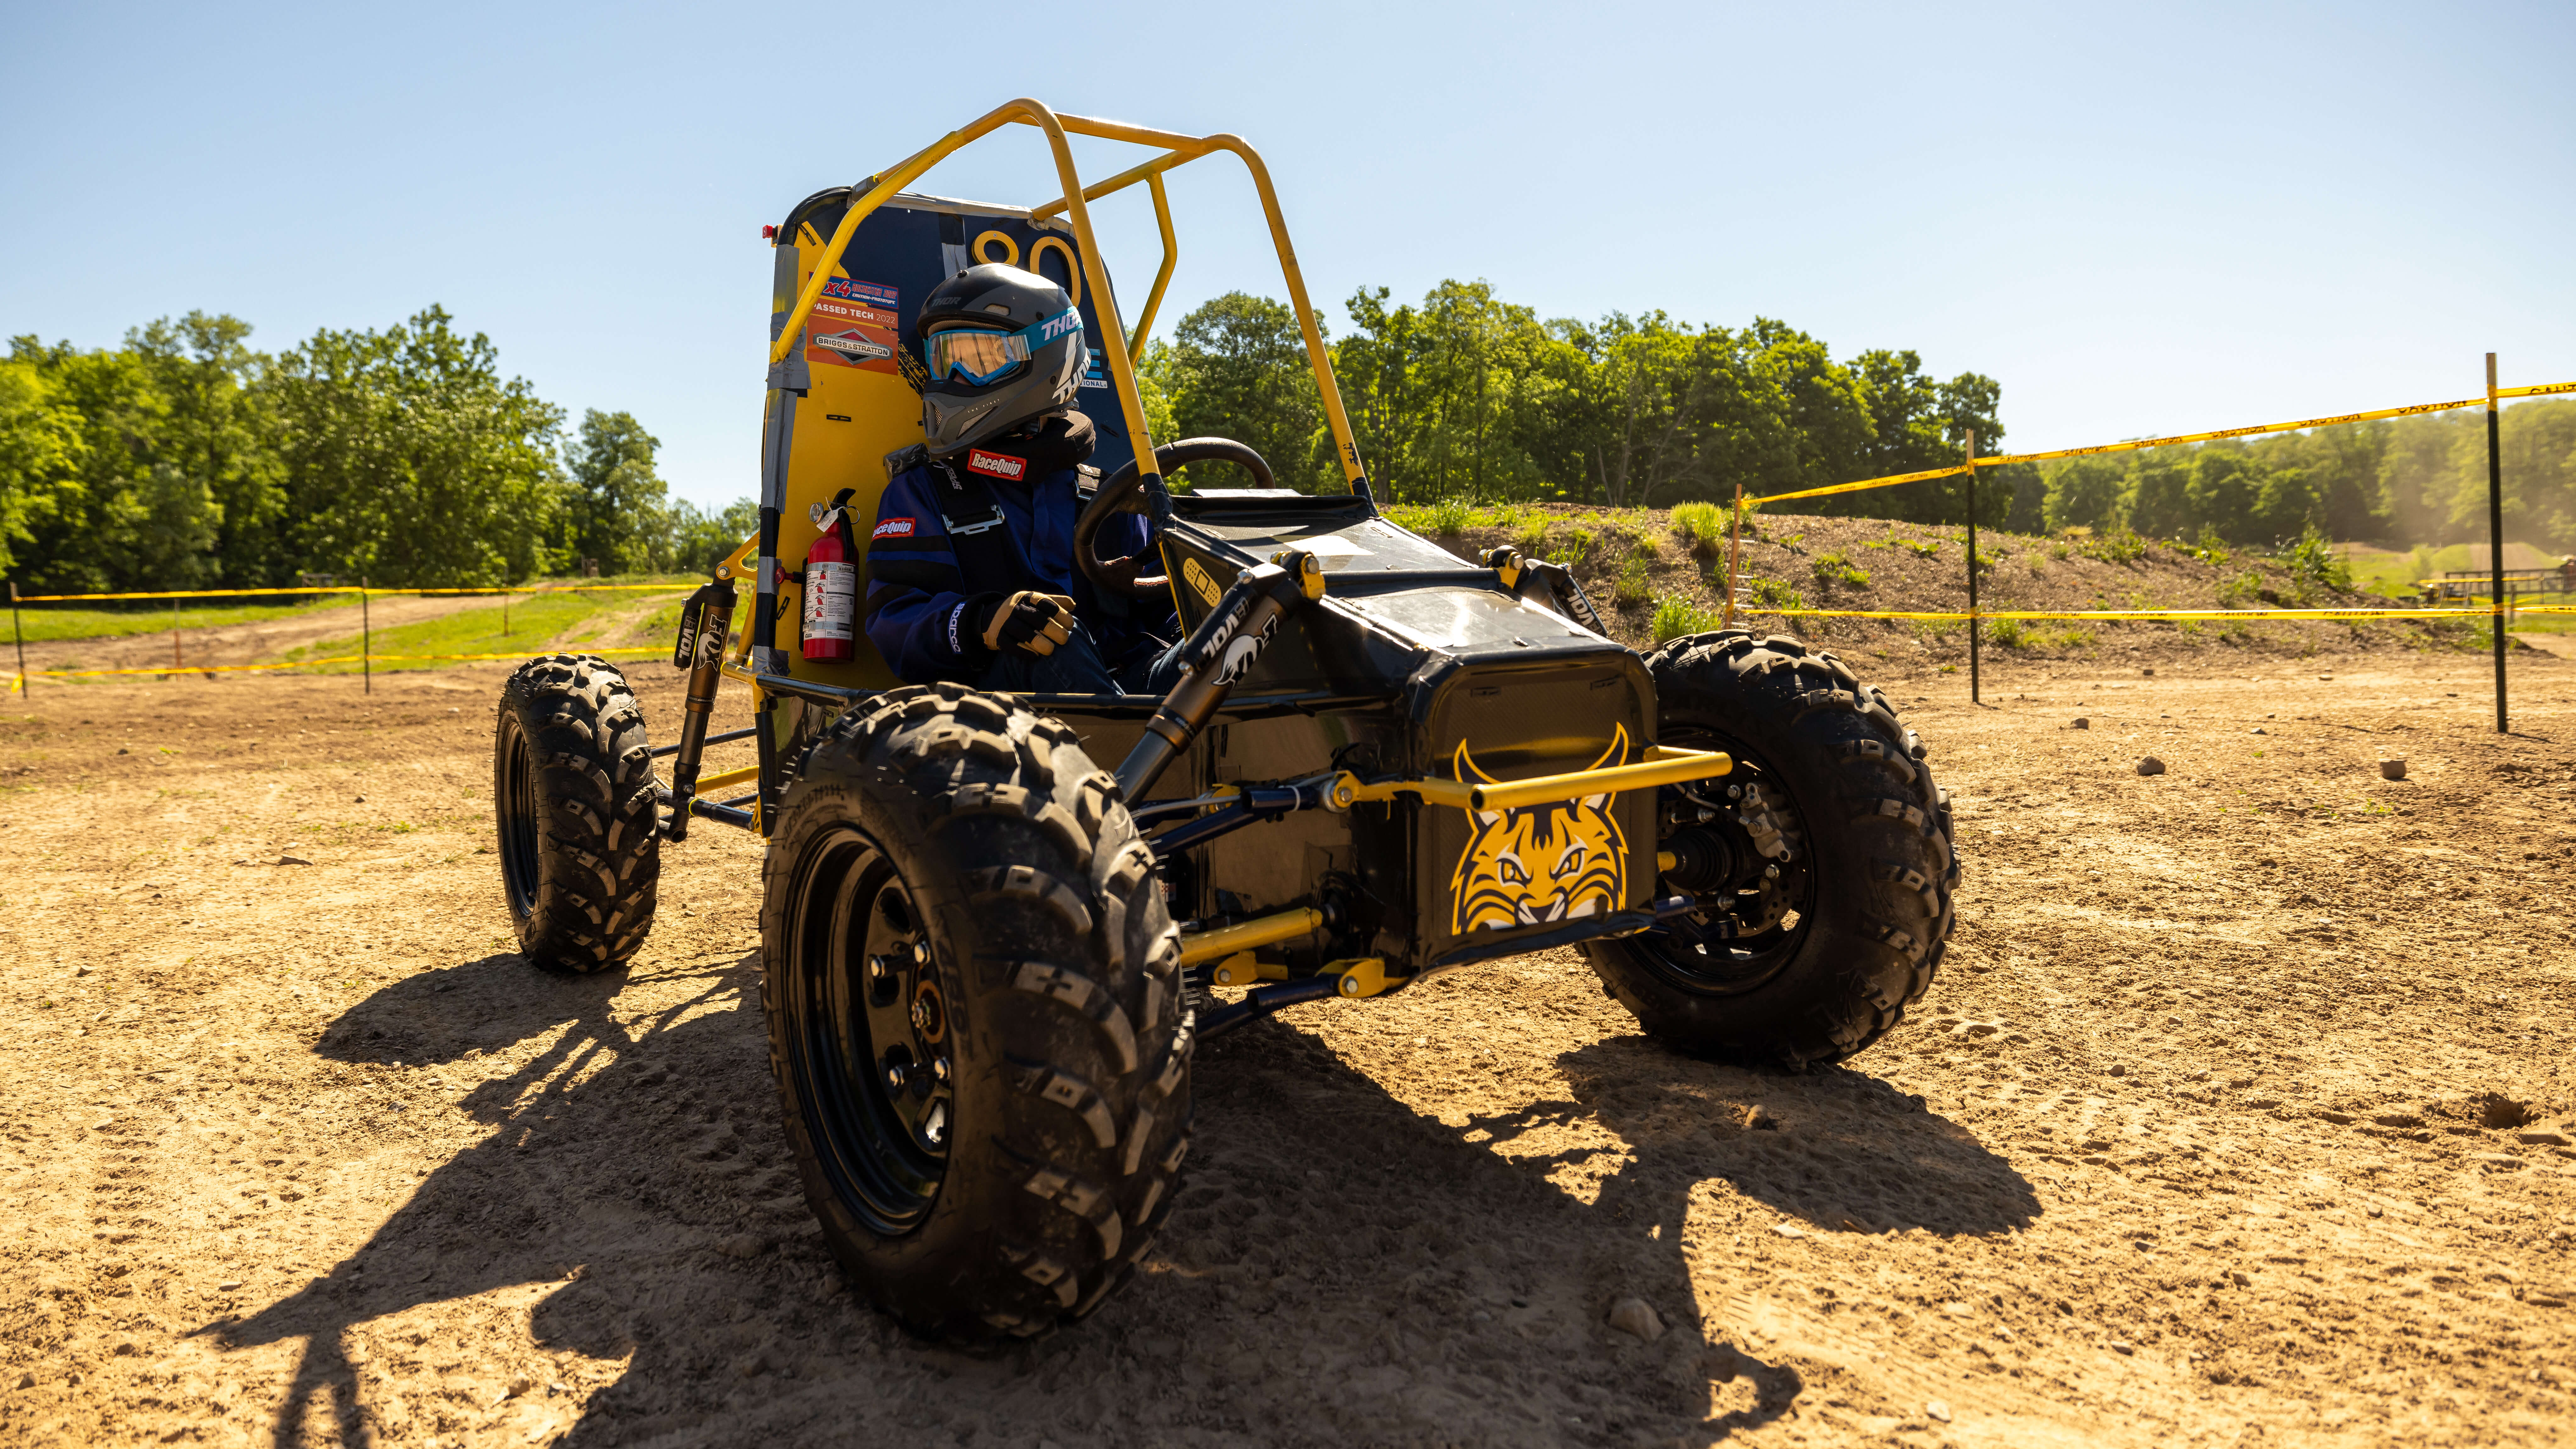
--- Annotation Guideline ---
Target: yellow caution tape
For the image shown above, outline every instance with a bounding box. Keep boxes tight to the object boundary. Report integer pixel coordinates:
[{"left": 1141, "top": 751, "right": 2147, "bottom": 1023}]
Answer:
[
  {"left": 1735, "top": 604, "right": 2576, "bottom": 623},
  {"left": 6, "top": 646, "right": 662, "bottom": 683},
  {"left": 1741, "top": 379, "right": 2576, "bottom": 507},
  {"left": 10, "top": 583, "right": 704, "bottom": 604},
  {"left": 1742, "top": 465, "right": 1971, "bottom": 508}
]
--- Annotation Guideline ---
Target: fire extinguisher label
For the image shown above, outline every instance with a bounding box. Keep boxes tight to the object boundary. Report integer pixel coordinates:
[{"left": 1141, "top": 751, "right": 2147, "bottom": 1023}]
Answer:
[{"left": 802, "top": 560, "right": 857, "bottom": 644}]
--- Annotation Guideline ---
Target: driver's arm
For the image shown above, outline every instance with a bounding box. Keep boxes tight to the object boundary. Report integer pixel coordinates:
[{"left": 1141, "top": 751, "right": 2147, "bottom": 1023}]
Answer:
[{"left": 862, "top": 471, "right": 990, "bottom": 684}]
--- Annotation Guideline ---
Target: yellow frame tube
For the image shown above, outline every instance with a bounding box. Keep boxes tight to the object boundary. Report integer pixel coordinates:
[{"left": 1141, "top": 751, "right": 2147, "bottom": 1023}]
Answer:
[
  {"left": 1176, "top": 907, "right": 1325, "bottom": 967},
  {"left": 1341, "top": 745, "right": 1733, "bottom": 813},
  {"left": 691, "top": 764, "right": 761, "bottom": 795},
  {"left": 767, "top": 104, "right": 1369, "bottom": 496},
  {"left": 1127, "top": 173, "right": 1178, "bottom": 364}
]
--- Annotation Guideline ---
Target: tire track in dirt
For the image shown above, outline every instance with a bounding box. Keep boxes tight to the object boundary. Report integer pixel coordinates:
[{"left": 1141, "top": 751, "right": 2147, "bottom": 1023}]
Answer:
[{"left": 0, "top": 651, "right": 2568, "bottom": 1446}]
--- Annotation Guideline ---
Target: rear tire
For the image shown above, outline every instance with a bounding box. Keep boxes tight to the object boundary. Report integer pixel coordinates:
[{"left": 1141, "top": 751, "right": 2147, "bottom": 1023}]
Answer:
[
  {"left": 1583, "top": 630, "right": 1956, "bottom": 1069},
  {"left": 761, "top": 683, "right": 1191, "bottom": 1343},
  {"left": 493, "top": 653, "right": 660, "bottom": 973}
]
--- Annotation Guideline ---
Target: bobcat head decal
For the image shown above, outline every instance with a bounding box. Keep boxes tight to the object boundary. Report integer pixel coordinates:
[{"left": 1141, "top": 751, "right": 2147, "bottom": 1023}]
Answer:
[{"left": 1449, "top": 726, "right": 1630, "bottom": 934}]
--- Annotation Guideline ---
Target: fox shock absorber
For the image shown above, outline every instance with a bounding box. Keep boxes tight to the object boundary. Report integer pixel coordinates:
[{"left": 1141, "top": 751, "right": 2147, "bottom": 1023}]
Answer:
[
  {"left": 1114, "top": 553, "right": 1319, "bottom": 803},
  {"left": 663, "top": 574, "right": 739, "bottom": 841}
]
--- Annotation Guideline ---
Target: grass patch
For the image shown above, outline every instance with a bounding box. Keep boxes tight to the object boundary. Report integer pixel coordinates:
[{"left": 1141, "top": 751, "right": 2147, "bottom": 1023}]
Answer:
[
  {"left": 285, "top": 591, "right": 683, "bottom": 673},
  {"left": 1986, "top": 616, "right": 2026, "bottom": 648},
  {"left": 1669, "top": 501, "right": 1728, "bottom": 555},
  {"left": 1613, "top": 557, "right": 1654, "bottom": 608},
  {"left": 1810, "top": 552, "right": 1870, "bottom": 588},
  {"left": 2075, "top": 529, "right": 2149, "bottom": 564},
  {"left": 1747, "top": 577, "right": 1804, "bottom": 611},
  {"left": 7, "top": 595, "right": 342, "bottom": 643},
  {"left": 1651, "top": 595, "right": 1724, "bottom": 643}
]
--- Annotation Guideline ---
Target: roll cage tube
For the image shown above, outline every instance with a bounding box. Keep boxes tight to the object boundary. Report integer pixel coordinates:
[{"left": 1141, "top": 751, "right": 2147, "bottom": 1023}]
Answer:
[{"left": 760, "top": 99, "right": 1372, "bottom": 522}]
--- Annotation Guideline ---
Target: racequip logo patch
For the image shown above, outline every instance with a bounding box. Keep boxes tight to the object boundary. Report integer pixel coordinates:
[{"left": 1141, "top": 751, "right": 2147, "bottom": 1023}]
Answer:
[
  {"left": 872, "top": 517, "right": 915, "bottom": 539},
  {"left": 1448, "top": 727, "right": 1630, "bottom": 934},
  {"left": 966, "top": 449, "right": 1027, "bottom": 480}
]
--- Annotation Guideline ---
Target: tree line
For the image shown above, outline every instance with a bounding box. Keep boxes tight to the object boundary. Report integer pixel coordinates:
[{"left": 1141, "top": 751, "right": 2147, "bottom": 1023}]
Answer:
[
  {"left": 10, "top": 291, "right": 2568, "bottom": 596},
  {"left": 1145, "top": 283, "right": 2576, "bottom": 553},
  {"left": 0, "top": 308, "right": 751, "bottom": 592}
]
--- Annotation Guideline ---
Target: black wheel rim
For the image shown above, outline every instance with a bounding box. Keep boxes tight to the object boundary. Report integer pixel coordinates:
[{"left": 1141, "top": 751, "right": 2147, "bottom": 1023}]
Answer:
[
  {"left": 1632, "top": 724, "right": 1818, "bottom": 996},
  {"left": 497, "top": 714, "right": 542, "bottom": 918},
  {"left": 781, "top": 825, "right": 951, "bottom": 1236}
]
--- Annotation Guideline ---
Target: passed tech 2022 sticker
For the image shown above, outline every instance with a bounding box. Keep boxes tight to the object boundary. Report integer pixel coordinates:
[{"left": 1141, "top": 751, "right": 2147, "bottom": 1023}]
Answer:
[{"left": 806, "top": 279, "right": 900, "bottom": 374}]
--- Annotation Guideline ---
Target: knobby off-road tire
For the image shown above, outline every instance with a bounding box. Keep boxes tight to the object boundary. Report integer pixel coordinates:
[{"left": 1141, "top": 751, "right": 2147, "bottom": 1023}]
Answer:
[
  {"left": 494, "top": 653, "right": 660, "bottom": 973},
  {"left": 1584, "top": 630, "right": 1957, "bottom": 1069},
  {"left": 761, "top": 683, "right": 1191, "bottom": 1343}
]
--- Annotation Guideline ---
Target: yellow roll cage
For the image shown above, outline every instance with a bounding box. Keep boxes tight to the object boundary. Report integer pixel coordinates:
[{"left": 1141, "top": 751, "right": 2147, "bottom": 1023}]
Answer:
[{"left": 768, "top": 99, "right": 1370, "bottom": 495}]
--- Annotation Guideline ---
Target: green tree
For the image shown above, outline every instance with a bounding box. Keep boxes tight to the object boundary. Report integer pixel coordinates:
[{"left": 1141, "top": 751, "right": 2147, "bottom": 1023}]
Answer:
[
  {"left": 565, "top": 409, "right": 670, "bottom": 574},
  {"left": 127, "top": 313, "right": 286, "bottom": 586},
  {"left": 267, "top": 306, "right": 567, "bottom": 586},
  {"left": 0, "top": 357, "right": 87, "bottom": 580},
  {"left": 669, "top": 496, "right": 759, "bottom": 574},
  {"left": 1148, "top": 292, "right": 1330, "bottom": 491},
  {"left": 2042, "top": 458, "right": 2124, "bottom": 533}
]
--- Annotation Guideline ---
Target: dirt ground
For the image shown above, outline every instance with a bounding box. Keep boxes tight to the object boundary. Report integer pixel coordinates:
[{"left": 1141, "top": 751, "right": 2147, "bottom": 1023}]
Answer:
[{"left": 3, "top": 646, "right": 2574, "bottom": 1448}]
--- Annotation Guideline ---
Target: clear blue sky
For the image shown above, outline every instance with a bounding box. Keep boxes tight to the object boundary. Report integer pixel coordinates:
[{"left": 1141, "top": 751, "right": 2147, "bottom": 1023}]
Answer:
[{"left": 4, "top": 1, "right": 2570, "bottom": 510}]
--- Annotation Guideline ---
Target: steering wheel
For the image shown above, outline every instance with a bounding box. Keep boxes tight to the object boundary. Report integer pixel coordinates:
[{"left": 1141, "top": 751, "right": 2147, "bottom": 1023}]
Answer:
[{"left": 1074, "top": 437, "right": 1275, "bottom": 599}]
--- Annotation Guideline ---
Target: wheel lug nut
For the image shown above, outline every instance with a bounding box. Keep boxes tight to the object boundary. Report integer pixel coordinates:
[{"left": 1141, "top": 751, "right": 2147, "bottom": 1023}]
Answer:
[
  {"left": 867, "top": 954, "right": 892, "bottom": 980},
  {"left": 910, "top": 938, "right": 930, "bottom": 966},
  {"left": 932, "top": 1057, "right": 950, "bottom": 1082},
  {"left": 884, "top": 1061, "right": 908, "bottom": 1090}
]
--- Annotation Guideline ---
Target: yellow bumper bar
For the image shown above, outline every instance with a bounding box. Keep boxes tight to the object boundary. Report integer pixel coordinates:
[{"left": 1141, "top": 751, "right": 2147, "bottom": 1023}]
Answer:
[{"left": 1335, "top": 744, "right": 1732, "bottom": 813}]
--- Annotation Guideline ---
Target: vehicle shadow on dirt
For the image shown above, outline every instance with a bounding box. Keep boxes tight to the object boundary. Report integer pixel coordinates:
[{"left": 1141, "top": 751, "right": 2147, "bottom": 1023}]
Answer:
[
  {"left": 210, "top": 946, "right": 791, "bottom": 1448},
  {"left": 209, "top": 968, "right": 2035, "bottom": 1447}
]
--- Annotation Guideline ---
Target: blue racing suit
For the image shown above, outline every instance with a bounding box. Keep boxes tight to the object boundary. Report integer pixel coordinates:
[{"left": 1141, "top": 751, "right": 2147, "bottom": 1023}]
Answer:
[{"left": 863, "top": 446, "right": 1179, "bottom": 693}]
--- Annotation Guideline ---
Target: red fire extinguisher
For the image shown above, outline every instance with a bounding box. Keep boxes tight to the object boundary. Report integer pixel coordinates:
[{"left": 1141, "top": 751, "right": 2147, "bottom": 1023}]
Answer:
[{"left": 801, "top": 491, "right": 859, "bottom": 663}]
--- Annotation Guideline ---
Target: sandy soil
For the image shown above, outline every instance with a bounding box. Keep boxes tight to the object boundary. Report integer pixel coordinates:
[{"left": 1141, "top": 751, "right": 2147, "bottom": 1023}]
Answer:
[{"left": 3, "top": 647, "right": 2573, "bottom": 1447}]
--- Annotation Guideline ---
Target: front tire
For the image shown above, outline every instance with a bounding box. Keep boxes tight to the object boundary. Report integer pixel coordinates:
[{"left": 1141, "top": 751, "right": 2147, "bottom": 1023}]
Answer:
[
  {"left": 494, "top": 654, "right": 660, "bottom": 973},
  {"left": 761, "top": 684, "right": 1191, "bottom": 1343},
  {"left": 1583, "top": 630, "right": 1957, "bottom": 1069}
]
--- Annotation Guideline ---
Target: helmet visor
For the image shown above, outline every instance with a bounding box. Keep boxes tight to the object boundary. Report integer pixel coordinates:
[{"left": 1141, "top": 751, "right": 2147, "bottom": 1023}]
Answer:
[{"left": 922, "top": 307, "right": 1083, "bottom": 387}]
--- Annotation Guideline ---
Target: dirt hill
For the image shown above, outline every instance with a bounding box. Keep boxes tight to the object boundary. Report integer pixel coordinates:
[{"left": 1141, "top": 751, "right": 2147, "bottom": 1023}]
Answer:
[{"left": 1396, "top": 504, "right": 2481, "bottom": 670}]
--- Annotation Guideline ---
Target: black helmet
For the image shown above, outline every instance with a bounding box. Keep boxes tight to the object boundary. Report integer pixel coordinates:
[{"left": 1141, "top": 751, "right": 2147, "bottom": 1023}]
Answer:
[{"left": 902, "top": 263, "right": 1088, "bottom": 458}]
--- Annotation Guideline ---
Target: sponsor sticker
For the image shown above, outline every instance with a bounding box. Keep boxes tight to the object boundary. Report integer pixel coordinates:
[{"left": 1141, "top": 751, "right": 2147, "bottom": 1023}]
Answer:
[
  {"left": 1080, "top": 347, "right": 1109, "bottom": 389},
  {"left": 1182, "top": 556, "right": 1222, "bottom": 606},
  {"left": 806, "top": 280, "right": 901, "bottom": 374},
  {"left": 966, "top": 449, "right": 1028, "bottom": 480},
  {"left": 872, "top": 517, "right": 916, "bottom": 540}
]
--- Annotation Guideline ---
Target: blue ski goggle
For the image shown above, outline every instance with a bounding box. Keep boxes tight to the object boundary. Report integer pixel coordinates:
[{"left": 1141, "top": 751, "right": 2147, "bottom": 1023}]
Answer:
[{"left": 922, "top": 307, "right": 1085, "bottom": 386}]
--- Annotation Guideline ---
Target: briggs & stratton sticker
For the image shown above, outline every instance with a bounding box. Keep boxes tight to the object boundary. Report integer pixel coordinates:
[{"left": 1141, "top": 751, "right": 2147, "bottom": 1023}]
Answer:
[{"left": 805, "top": 279, "right": 900, "bottom": 374}]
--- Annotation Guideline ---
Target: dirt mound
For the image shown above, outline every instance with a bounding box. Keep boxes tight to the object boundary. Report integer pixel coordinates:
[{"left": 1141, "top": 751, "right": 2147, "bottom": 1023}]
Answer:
[{"left": 1414, "top": 504, "right": 2476, "bottom": 668}]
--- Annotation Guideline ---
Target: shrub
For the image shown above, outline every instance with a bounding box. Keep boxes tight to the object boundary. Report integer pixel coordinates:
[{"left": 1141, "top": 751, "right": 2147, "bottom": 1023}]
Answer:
[
  {"left": 1748, "top": 576, "right": 1804, "bottom": 611},
  {"left": 2050, "top": 542, "right": 2072, "bottom": 561},
  {"left": 1545, "top": 526, "right": 1595, "bottom": 565},
  {"left": 2185, "top": 526, "right": 2231, "bottom": 566},
  {"left": 2278, "top": 525, "right": 2352, "bottom": 594},
  {"left": 1652, "top": 595, "right": 1724, "bottom": 643},
  {"left": 2076, "top": 529, "right": 2148, "bottom": 564},
  {"left": 1903, "top": 538, "right": 1943, "bottom": 559},
  {"left": 1811, "top": 552, "right": 1870, "bottom": 588},
  {"left": 1613, "top": 556, "right": 1654, "bottom": 607},
  {"left": 1669, "top": 501, "right": 1728, "bottom": 554},
  {"left": 1986, "top": 615, "right": 2027, "bottom": 648},
  {"left": 1425, "top": 498, "right": 1473, "bottom": 536},
  {"left": 2216, "top": 569, "right": 2266, "bottom": 608}
]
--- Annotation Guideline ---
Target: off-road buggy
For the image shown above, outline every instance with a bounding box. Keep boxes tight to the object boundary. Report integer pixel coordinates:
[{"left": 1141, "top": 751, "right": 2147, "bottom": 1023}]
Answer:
[{"left": 491, "top": 100, "right": 1957, "bottom": 1343}]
